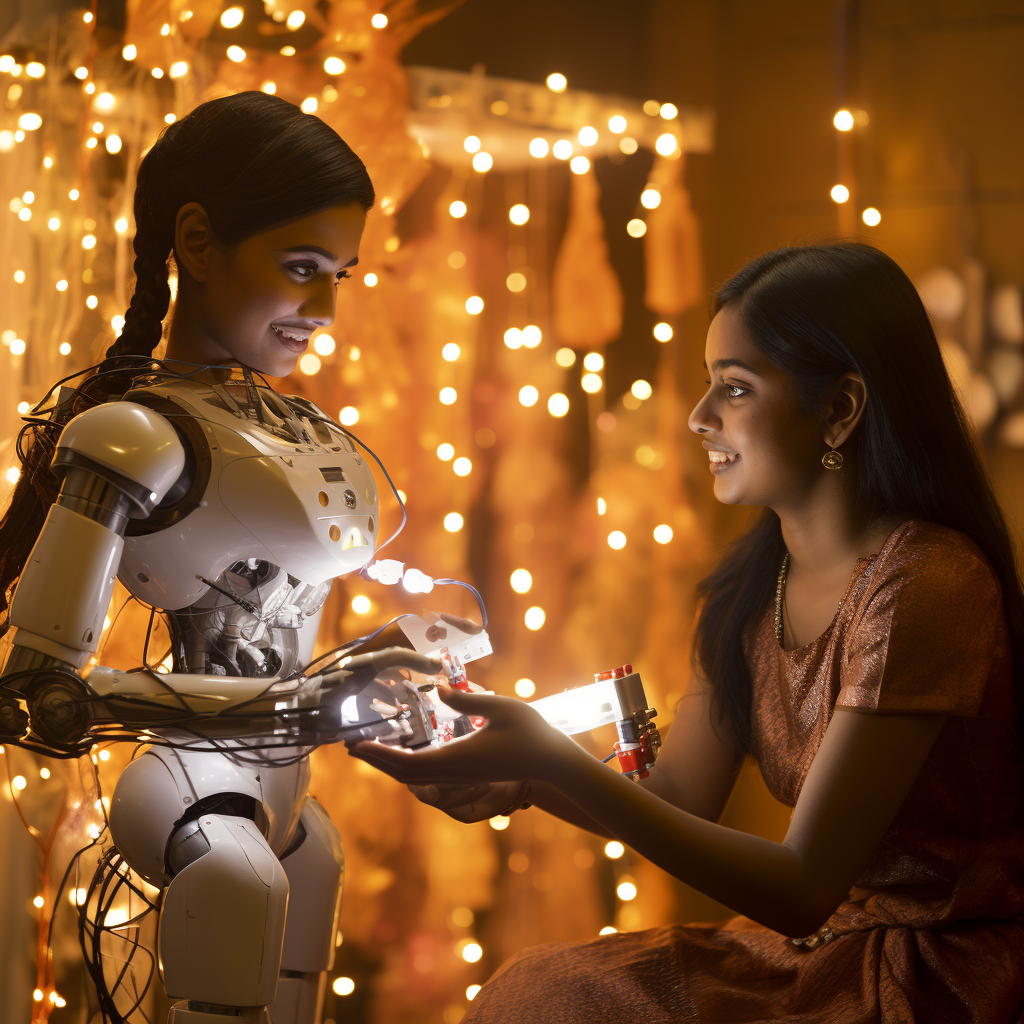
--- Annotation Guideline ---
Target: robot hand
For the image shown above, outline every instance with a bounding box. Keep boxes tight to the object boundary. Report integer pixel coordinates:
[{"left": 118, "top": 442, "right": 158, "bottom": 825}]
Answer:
[{"left": 312, "top": 646, "right": 447, "bottom": 750}]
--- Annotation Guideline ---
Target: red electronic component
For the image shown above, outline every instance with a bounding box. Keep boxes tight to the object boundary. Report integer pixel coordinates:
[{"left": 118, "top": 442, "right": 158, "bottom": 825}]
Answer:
[
  {"left": 440, "top": 646, "right": 471, "bottom": 692},
  {"left": 613, "top": 740, "right": 649, "bottom": 780},
  {"left": 594, "top": 664, "right": 633, "bottom": 683}
]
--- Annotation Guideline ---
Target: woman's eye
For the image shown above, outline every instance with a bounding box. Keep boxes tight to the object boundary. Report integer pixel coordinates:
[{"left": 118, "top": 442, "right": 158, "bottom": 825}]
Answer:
[
  {"left": 726, "top": 385, "right": 746, "bottom": 398},
  {"left": 287, "top": 263, "right": 317, "bottom": 280}
]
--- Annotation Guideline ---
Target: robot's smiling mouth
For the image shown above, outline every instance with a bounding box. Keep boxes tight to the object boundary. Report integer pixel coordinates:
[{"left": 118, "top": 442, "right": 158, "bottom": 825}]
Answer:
[{"left": 271, "top": 323, "right": 312, "bottom": 346}]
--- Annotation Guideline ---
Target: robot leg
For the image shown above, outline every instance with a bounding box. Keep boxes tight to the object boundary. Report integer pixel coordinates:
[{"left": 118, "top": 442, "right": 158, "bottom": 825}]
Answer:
[
  {"left": 268, "top": 798, "right": 344, "bottom": 1024},
  {"left": 161, "top": 813, "right": 290, "bottom": 1024}
]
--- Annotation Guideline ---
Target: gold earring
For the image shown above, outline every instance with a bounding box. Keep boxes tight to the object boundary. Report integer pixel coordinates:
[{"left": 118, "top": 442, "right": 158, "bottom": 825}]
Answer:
[{"left": 822, "top": 448, "right": 844, "bottom": 470}]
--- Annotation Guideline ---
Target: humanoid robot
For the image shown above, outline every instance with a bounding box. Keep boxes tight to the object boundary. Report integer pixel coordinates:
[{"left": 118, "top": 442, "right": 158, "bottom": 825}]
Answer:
[{"left": 0, "top": 366, "right": 484, "bottom": 1024}]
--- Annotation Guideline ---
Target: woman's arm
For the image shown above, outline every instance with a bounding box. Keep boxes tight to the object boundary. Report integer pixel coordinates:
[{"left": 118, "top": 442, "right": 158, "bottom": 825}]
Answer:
[
  {"left": 352, "top": 688, "right": 945, "bottom": 937},
  {"left": 554, "top": 705, "right": 945, "bottom": 936},
  {"left": 405, "top": 676, "right": 744, "bottom": 837}
]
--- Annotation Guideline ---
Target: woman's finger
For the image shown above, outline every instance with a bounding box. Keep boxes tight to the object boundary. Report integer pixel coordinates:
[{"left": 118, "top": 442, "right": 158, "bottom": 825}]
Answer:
[{"left": 436, "top": 683, "right": 505, "bottom": 716}]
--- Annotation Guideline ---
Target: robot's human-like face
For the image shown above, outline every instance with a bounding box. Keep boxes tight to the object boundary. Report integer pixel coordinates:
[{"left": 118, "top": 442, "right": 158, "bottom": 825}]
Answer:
[{"left": 167, "top": 203, "right": 366, "bottom": 378}]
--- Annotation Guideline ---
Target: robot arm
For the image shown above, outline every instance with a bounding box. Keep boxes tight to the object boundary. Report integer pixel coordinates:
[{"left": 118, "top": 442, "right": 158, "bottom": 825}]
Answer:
[
  {"left": 5, "top": 401, "right": 186, "bottom": 670},
  {"left": 0, "top": 402, "right": 186, "bottom": 749}
]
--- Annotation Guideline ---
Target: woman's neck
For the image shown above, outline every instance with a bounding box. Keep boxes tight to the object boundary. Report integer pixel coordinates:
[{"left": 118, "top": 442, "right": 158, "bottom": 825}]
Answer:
[{"left": 774, "top": 474, "right": 901, "bottom": 579}]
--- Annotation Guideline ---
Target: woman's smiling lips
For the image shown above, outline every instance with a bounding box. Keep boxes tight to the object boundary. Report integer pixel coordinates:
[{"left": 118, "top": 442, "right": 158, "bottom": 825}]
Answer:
[{"left": 702, "top": 441, "right": 740, "bottom": 474}]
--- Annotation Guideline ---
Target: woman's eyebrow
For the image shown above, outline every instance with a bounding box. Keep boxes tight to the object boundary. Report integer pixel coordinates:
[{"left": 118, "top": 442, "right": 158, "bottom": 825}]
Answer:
[{"left": 708, "top": 358, "right": 760, "bottom": 375}]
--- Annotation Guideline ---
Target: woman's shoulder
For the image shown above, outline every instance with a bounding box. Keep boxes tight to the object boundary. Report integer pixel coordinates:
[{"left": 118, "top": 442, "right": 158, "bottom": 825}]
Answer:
[
  {"left": 839, "top": 520, "right": 1008, "bottom": 716},
  {"left": 869, "top": 519, "right": 1000, "bottom": 598}
]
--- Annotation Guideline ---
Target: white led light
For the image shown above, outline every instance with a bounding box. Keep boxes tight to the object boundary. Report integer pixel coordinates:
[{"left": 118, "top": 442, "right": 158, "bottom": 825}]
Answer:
[
  {"left": 833, "top": 109, "right": 854, "bottom": 131},
  {"left": 402, "top": 568, "right": 435, "bottom": 593},
  {"left": 506, "top": 568, "right": 533, "bottom": 596},
  {"left": 655, "top": 133, "right": 678, "bottom": 156},
  {"left": 583, "top": 352, "right": 604, "bottom": 372},
  {"left": 578, "top": 125, "right": 598, "bottom": 146},
  {"left": 529, "top": 137, "right": 549, "bottom": 158},
  {"left": 653, "top": 322, "right": 673, "bottom": 342},
  {"left": 617, "top": 880, "right": 637, "bottom": 901},
  {"left": 364, "top": 559, "right": 405, "bottom": 585},
  {"left": 547, "top": 393, "right": 569, "bottom": 417},
  {"left": 640, "top": 188, "right": 661, "bottom": 210},
  {"left": 607, "top": 530, "right": 626, "bottom": 549},
  {"left": 608, "top": 115, "right": 627, "bottom": 133},
  {"left": 521, "top": 325, "right": 542, "bottom": 348}
]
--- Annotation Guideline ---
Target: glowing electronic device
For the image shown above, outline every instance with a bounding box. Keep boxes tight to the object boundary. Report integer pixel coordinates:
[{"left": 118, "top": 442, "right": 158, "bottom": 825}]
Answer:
[{"left": 530, "top": 664, "right": 661, "bottom": 780}]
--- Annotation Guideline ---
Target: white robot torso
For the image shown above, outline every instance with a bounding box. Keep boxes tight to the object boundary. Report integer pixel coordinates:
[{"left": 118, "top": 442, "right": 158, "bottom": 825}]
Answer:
[{"left": 119, "top": 376, "right": 378, "bottom": 679}]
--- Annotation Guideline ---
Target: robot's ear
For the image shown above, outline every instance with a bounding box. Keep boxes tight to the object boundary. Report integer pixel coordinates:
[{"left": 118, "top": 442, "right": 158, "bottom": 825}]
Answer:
[{"left": 174, "top": 202, "right": 216, "bottom": 283}]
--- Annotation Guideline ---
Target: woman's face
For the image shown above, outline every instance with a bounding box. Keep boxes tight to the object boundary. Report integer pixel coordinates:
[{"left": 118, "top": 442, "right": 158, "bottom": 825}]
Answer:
[
  {"left": 688, "top": 303, "right": 824, "bottom": 510},
  {"left": 174, "top": 203, "right": 366, "bottom": 377}
]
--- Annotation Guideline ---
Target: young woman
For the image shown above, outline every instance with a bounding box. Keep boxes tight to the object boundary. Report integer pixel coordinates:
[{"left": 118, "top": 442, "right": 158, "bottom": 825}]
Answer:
[{"left": 353, "top": 243, "right": 1024, "bottom": 1022}]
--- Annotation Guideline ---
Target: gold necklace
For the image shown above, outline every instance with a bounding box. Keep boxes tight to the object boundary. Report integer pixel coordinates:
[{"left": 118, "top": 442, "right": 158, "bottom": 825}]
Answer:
[{"left": 774, "top": 553, "right": 790, "bottom": 646}]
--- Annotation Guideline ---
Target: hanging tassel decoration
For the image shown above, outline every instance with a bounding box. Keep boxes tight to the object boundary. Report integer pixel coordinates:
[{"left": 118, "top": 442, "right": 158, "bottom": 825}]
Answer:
[
  {"left": 552, "top": 167, "right": 623, "bottom": 349},
  {"left": 643, "top": 151, "right": 705, "bottom": 317}
]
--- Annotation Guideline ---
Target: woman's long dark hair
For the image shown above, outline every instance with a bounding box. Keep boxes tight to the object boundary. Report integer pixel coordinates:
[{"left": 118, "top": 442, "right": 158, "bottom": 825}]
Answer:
[
  {"left": 693, "top": 242, "right": 1024, "bottom": 756},
  {"left": 0, "top": 91, "right": 374, "bottom": 619}
]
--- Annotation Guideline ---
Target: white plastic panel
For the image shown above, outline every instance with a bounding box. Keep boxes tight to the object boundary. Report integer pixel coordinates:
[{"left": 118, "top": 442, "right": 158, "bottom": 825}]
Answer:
[
  {"left": 9, "top": 503, "right": 123, "bottom": 666},
  {"left": 57, "top": 401, "right": 185, "bottom": 497},
  {"left": 159, "top": 815, "right": 288, "bottom": 1006}
]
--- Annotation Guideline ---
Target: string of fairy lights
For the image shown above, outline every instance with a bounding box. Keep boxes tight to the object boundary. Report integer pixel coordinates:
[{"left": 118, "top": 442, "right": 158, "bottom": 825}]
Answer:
[{"left": 830, "top": 105, "right": 880, "bottom": 227}]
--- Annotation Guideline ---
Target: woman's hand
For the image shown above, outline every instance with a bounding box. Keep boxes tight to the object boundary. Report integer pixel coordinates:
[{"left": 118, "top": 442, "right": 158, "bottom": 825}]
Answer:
[
  {"left": 348, "top": 684, "right": 574, "bottom": 785},
  {"left": 407, "top": 780, "right": 528, "bottom": 823}
]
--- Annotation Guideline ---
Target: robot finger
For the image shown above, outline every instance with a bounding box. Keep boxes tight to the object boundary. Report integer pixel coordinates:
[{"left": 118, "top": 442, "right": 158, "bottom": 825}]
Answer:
[{"left": 340, "top": 647, "right": 444, "bottom": 679}]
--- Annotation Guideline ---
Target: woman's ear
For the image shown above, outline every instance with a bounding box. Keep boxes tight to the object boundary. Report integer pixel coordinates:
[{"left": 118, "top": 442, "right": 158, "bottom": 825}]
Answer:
[
  {"left": 825, "top": 373, "right": 867, "bottom": 448},
  {"left": 174, "top": 203, "right": 215, "bottom": 283}
]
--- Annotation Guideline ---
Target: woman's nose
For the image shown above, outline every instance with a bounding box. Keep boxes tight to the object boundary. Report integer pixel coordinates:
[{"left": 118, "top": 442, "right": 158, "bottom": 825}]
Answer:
[{"left": 688, "top": 391, "right": 718, "bottom": 435}]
